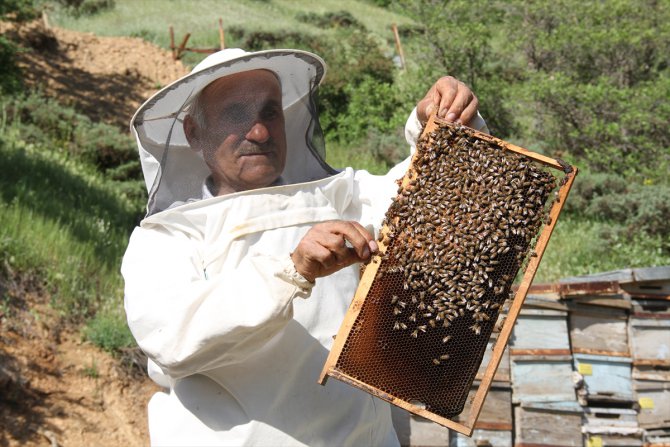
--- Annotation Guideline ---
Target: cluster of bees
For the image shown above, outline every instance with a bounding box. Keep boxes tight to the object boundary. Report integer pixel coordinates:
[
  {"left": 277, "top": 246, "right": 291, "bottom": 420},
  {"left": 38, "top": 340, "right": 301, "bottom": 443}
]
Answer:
[{"left": 375, "top": 123, "right": 557, "bottom": 366}]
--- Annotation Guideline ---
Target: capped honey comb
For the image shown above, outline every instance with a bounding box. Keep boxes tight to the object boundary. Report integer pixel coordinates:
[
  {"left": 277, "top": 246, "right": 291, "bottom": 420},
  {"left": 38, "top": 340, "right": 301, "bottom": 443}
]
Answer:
[{"left": 319, "top": 115, "right": 577, "bottom": 436}]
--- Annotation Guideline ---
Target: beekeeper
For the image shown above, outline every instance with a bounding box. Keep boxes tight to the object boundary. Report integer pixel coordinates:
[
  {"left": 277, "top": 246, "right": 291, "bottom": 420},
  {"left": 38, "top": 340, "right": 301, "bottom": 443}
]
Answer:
[{"left": 122, "top": 48, "right": 487, "bottom": 446}]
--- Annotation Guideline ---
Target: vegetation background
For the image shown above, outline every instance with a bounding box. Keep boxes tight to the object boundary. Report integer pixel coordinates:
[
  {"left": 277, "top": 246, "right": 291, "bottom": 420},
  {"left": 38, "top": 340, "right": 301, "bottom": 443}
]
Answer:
[{"left": 1, "top": 0, "right": 669, "bottom": 355}]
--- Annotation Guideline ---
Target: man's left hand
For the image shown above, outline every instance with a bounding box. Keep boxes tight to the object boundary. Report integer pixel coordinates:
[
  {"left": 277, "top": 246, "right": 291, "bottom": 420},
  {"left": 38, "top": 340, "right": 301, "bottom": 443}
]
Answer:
[{"left": 416, "top": 76, "right": 479, "bottom": 126}]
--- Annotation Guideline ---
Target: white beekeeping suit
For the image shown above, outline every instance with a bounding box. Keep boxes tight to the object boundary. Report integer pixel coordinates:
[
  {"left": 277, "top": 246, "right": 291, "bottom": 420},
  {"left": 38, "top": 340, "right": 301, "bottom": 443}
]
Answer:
[{"left": 122, "top": 48, "right": 487, "bottom": 446}]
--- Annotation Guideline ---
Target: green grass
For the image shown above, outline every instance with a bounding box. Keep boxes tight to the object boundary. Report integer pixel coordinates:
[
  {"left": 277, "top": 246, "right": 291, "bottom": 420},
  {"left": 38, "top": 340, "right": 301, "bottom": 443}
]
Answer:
[
  {"left": 0, "top": 126, "right": 136, "bottom": 350},
  {"left": 8, "top": 1, "right": 669, "bottom": 355},
  {"left": 534, "top": 216, "right": 669, "bottom": 283},
  {"left": 49, "top": 0, "right": 412, "bottom": 65}
]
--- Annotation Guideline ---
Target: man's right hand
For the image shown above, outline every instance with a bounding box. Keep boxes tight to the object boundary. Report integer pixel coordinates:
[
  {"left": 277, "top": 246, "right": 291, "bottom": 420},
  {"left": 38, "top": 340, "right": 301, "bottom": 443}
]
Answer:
[{"left": 291, "top": 221, "right": 378, "bottom": 283}]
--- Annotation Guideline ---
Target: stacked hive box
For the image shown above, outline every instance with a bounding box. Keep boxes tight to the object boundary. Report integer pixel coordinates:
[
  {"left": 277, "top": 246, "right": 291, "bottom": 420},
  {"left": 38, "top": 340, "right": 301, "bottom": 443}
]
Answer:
[
  {"left": 450, "top": 326, "right": 513, "bottom": 446},
  {"left": 621, "top": 268, "right": 670, "bottom": 446},
  {"left": 391, "top": 267, "right": 669, "bottom": 446},
  {"left": 559, "top": 278, "right": 642, "bottom": 446},
  {"left": 561, "top": 267, "right": 670, "bottom": 446},
  {"left": 508, "top": 295, "right": 583, "bottom": 446}
]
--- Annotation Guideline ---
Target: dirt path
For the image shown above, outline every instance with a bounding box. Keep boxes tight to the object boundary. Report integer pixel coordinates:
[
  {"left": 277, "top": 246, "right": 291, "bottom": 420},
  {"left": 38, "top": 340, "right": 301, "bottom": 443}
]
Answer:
[{"left": 0, "top": 19, "right": 190, "bottom": 446}]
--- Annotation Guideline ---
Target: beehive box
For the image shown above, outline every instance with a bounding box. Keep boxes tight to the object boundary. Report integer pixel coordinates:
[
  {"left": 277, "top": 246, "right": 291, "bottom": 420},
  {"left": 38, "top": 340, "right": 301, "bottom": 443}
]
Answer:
[
  {"left": 394, "top": 386, "right": 512, "bottom": 447},
  {"left": 476, "top": 342, "right": 510, "bottom": 383},
  {"left": 450, "top": 428, "right": 512, "bottom": 447},
  {"left": 511, "top": 354, "right": 576, "bottom": 403},
  {"left": 319, "top": 116, "right": 577, "bottom": 435},
  {"left": 583, "top": 407, "right": 640, "bottom": 434},
  {"left": 451, "top": 385, "right": 513, "bottom": 447},
  {"left": 574, "top": 353, "right": 634, "bottom": 403},
  {"left": 645, "top": 427, "right": 670, "bottom": 445},
  {"left": 514, "top": 401, "right": 583, "bottom": 446},
  {"left": 569, "top": 303, "right": 630, "bottom": 357},
  {"left": 618, "top": 266, "right": 670, "bottom": 298},
  {"left": 510, "top": 308, "right": 570, "bottom": 355},
  {"left": 391, "top": 407, "right": 451, "bottom": 447},
  {"left": 634, "top": 379, "right": 670, "bottom": 429},
  {"left": 584, "top": 433, "right": 643, "bottom": 447},
  {"left": 629, "top": 316, "right": 670, "bottom": 366}
]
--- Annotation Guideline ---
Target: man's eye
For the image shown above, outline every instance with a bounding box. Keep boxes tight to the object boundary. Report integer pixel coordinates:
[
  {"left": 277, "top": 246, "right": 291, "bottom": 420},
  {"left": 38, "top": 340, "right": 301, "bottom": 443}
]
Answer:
[
  {"left": 223, "top": 105, "right": 251, "bottom": 124},
  {"left": 260, "top": 107, "right": 280, "bottom": 121}
]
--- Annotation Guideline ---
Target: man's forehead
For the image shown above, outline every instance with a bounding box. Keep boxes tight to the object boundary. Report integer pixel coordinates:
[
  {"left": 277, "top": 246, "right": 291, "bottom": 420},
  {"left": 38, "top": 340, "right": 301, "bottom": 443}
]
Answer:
[{"left": 201, "top": 70, "right": 282, "bottom": 103}]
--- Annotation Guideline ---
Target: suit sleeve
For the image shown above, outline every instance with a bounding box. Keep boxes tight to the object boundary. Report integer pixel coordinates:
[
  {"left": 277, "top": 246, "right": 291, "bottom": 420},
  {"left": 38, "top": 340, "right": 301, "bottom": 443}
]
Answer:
[{"left": 122, "top": 225, "right": 312, "bottom": 379}]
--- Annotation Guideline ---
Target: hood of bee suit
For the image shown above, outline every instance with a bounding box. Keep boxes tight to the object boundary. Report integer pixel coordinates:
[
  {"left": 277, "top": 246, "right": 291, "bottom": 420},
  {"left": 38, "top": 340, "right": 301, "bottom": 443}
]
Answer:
[{"left": 130, "top": 48, "right": 336, "bottom": 216}]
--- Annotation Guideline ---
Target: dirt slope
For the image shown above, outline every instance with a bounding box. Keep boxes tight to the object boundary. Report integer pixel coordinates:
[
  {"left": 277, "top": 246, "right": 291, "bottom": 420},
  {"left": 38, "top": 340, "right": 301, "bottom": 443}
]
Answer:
[
  {"left": 1, "top": 19, "right": 189, "bottom": 128},
  {"left": 0, "top": 20, "right": 190, "bottom": 446}
]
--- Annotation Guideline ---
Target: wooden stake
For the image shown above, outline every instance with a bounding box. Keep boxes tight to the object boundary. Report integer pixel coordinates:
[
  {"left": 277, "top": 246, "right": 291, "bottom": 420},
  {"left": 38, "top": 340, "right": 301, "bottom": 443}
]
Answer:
[
  {"left": 169, "top": 25, "right": 175, "bottom": 60},
  {"left": 176, "top": 33, "right": 191, "bottom": 60},
  {"left": 219, "top": 18, "right": 225, "bottom": 50},
  {"left": 391, "top": 23, "right": 405, "bottom": 69}
]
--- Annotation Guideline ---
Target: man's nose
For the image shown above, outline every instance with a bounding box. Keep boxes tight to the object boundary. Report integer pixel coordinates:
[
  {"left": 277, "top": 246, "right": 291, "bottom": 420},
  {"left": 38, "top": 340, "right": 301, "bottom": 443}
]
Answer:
[{"left": 245, "top": 122, "right": 270, "bottom": 143}]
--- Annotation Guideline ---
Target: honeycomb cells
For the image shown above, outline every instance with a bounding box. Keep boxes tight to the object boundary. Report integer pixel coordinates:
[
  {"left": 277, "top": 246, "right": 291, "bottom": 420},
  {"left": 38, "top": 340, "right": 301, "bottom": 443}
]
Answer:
[{"left": 335, "top": 122, "right": 559, "bottom": 418}]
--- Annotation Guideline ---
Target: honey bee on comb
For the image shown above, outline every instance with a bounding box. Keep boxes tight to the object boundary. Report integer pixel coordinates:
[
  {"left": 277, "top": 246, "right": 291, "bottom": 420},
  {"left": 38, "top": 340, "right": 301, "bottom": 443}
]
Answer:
[
  {"left": 374, "top": 122, "right": 556, "bottom": 346},
  {"left": 320, "top": 116, "right": 577, "bottom": 434}
]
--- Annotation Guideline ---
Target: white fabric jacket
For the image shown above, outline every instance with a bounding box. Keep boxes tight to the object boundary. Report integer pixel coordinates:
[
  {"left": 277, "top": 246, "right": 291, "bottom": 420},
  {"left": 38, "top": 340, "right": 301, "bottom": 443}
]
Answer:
[{"left": 122, "top": 108, "right": 487, "bottom": 446}]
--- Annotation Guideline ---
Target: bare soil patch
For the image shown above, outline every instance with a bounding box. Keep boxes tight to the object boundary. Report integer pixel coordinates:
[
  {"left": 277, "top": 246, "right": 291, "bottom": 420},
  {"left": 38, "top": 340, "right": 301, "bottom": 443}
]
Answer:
[
  {"left": 0, "top": 268, "right": 159, "bottom": 446},
  {"left": 1, "top": 19, "right": 189, "bottom": 128}
]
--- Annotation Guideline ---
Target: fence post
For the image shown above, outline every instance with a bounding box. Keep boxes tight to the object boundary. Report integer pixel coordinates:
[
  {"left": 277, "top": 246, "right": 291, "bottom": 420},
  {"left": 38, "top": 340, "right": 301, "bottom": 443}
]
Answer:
[
  {"left": 169, "top": 25, "right": 175, "bottom": 60},
  {"left": 219, "top": 18, "right": 225, "bottom": 50},
  {"left": 391, "top": 23, "right": 406, "bottom": 70},
  {"left": 176, "top": 33, "right": 191, "bottom": 60}
]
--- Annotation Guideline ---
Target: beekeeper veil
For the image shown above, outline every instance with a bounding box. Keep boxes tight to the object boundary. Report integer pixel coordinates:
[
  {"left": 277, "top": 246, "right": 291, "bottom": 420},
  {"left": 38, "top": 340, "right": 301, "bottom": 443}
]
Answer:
[{"left": 131, "top": 48, "right": 336, "bottom": 215}]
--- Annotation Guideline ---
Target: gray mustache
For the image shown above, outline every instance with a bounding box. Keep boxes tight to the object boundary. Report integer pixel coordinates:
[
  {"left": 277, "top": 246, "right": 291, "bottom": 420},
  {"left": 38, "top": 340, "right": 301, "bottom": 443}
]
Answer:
[{"left": 236, "top": 142, "right": 276, "bottom": 156}]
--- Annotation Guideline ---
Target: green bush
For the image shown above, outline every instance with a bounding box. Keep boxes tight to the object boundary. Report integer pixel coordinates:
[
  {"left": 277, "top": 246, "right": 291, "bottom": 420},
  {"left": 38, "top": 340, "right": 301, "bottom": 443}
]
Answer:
[
  {"left": 564, "top": 171, "right": 670, "bottom": 252},
  {"left": 2, "top": 92, "right": 140, "bottom": 179},
  {"left": 0, "top": 36, "right": 24, "bottom": 95},
  {"left": 523, "top": 73, "right": 670, "bottom": 181},
  {"left": 394, "top": 0, "right": 517, "bottom": 138},
  {"left": 55, "top": 0, "right": 115, "bottom": 17},
  {"left": 334, "top": 75, "right": 405, "bottom": 145},
  {"left": 84, "top": 311, "right": 134, "bottom": 353},
  {"left": 295, "top": 11, "right": 366, "bottom": 30},
  {"left": 506, "top": 0, "right": 670, "bottom": 183},
  {"left": 0, "top": 0, "right": 39, "bottom": 21}
]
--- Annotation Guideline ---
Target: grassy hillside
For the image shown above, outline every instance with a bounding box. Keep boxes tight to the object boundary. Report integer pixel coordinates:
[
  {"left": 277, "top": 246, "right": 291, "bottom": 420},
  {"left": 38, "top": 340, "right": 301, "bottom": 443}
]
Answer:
[
  {"left": 49, "top": 0, "right": 412, "bottom": 64},
  {"left": 2, "top": 0, "right": 669, "bottom": 353}
]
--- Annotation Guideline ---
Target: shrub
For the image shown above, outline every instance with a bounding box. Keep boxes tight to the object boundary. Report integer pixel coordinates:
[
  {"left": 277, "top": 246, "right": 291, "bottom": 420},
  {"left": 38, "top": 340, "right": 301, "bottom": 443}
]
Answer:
[
  {"left": 0, "top": 0, "right": 39, "bottom": 21},
  {"left": 2, "top": 92, "right": 139, "bottom": 179},
  {"left": 394, "top": 0, "right": 517, "bottom": 138},
  {"left": 566, "top": 170, "right": 670, "bottom": 249},
  {"left": 295, "top": 11, "right": 366, "bottom": 30},
  {"left": 0, "top": 36, "right": 23, "bottom": 95},
  {"left": 84, "top": 311, "right": 135, "bottom": 353},
  {"left": 55, "top": 0, "right": 115, "bottom": 17}
]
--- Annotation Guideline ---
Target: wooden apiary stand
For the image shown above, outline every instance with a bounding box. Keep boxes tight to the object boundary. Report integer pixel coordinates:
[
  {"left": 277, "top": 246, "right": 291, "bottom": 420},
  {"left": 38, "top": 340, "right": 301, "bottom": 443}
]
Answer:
[{"left": 319, "top": 115, "right": 578, "bottom": 436}]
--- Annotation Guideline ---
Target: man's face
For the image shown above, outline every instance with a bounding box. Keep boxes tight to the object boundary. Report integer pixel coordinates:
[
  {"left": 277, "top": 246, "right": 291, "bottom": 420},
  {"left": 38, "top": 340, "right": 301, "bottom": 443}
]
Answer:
[{"left": 186, "top": 70, "right": 286, "bottom": 195}]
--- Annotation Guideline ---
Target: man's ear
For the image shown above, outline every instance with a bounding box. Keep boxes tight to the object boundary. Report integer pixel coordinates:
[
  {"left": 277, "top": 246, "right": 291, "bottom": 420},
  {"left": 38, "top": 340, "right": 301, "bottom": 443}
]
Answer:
[{"left": 183, "top": 115, "right": 200, "bottom": 151}]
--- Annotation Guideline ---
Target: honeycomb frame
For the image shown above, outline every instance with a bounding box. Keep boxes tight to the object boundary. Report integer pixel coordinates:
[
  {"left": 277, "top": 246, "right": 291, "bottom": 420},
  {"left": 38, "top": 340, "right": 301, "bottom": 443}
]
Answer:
[{"left": 318, "top": 115, "right": 578, "bottom": 436}]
